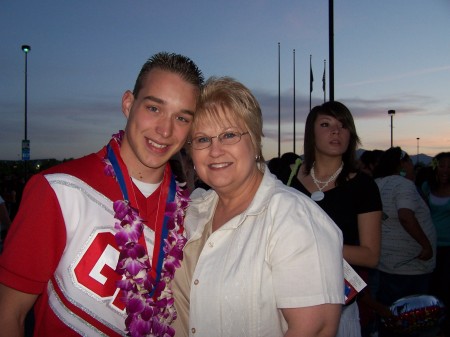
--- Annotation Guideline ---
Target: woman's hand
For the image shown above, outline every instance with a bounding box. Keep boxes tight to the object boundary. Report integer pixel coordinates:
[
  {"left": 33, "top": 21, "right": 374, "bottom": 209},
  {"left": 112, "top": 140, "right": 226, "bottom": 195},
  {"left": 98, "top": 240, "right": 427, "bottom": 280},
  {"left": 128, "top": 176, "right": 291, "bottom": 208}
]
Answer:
[{"left": 398, "top": 208, "right": 433, "bottom": 261}]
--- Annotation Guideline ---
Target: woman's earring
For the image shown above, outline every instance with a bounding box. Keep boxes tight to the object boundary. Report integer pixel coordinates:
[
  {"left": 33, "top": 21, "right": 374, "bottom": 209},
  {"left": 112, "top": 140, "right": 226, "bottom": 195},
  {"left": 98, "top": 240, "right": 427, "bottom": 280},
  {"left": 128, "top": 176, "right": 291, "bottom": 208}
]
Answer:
[{"left": 255, "top": 155, "right": 260, "bottom": 161}]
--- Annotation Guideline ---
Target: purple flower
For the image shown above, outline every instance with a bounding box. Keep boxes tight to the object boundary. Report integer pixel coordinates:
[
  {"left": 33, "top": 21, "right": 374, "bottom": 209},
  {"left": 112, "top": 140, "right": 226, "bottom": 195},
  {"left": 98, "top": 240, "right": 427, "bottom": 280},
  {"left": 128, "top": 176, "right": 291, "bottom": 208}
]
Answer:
[
  {"left": 117, "top": 278, "right": 135, "bottom": 291},
  {"left": 122, "top": 258, "right": 148, "bottom": 276},
  {"left": 103, "top": 159, "right": 115, "bottom": 177},
  {"left": 128, "top": 315, "right": 151, "bottom": 337},
  {"left": 154, "top": 280, "right": 166, "bottom": 295},
  {"left": 164, "top": 325, "right": 176, "bottom": 337},
  {"left": 141, "top": 303, "right": 156, "bottom": 321},
  {"left": 165, "top": 201, "right": 177, "bottom": 217},
  {"left": 163, "top": 256, "right": 180, "bottom": 276},
  {"left": 150, "top": 317, "right": 166, "bottom": 336},
  {"left": 124, "top": 243, "right": 147, "bottom": 259},
  {"left": 127, "top": 294, "right": 146, "bottom": 314},
  {"left": 112, "top": 130, "right": 125, "bottom": 143},
  {"left": 113, "top": 200, "right": 131, "bottom": 220}
]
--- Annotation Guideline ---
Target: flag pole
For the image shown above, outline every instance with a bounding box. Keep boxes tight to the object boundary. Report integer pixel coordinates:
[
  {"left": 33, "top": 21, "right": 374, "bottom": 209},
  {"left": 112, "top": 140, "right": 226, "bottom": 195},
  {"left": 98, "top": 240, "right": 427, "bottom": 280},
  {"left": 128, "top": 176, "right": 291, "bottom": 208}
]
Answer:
[
  {"left": 278, "top": 42, "right": 281, "bottom": 158},
  {"left": 293, "top": 49, "right": 296, "bottom": 153},
  {"left": 329, "top": 0, "right": 334, "bottom": 101},
  {"left": 309, "top": 54, "right": 313, "bottom": 112},
  {"left": 323, "top": 59, "right": 326, "bottom": 103}
]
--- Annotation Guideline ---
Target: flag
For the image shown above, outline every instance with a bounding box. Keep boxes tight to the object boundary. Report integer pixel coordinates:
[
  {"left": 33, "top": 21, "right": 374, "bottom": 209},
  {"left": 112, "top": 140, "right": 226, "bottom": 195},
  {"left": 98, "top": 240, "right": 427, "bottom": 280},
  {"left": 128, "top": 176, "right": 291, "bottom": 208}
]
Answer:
[
  {"left": 322, "top": 62, "right": 326, "bottom": 92},
  {"left": 310, "top": 59, "right": 314, "bottom": 93}
]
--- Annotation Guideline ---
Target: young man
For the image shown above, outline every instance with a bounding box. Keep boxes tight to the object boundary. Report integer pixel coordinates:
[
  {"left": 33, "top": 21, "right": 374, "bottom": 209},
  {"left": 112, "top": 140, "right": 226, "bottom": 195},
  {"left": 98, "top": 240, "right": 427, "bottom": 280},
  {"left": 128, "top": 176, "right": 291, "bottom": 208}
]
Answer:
[{"left": 0, "top": 52, "right": 203, "bottom": 337}]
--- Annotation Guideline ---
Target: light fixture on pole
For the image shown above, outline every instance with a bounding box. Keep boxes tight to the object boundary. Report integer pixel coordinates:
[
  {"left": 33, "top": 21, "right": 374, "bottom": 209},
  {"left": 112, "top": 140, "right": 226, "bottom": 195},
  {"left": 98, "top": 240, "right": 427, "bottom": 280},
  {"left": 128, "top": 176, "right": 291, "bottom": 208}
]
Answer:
[
  {"left": 388, "top": 110, "right": 395, "bottom": 148},
  {"left": 21, "top": 45, "right": 31, "bottom": 179},
  {"left": 416, "top": 137, "right": 420, "bottom": 165}
]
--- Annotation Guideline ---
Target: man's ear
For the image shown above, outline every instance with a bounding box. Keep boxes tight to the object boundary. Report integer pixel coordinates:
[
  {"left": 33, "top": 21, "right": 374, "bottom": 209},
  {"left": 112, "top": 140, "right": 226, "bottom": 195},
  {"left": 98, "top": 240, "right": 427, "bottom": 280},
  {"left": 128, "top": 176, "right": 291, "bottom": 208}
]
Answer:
[{"left": 122, "top": 90, "right": 134, "bottom": 118}]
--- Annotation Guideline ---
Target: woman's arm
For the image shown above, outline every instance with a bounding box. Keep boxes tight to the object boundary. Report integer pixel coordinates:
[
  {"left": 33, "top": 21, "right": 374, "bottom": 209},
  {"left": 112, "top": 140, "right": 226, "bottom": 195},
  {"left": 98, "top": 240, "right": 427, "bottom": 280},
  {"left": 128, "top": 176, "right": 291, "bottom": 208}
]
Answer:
[
  {"left": 282, "top": 304, "right": 341, "bottom": 337},
  {"left": 397, "top": 208, "right": 433, "bottom": 260},
  {"left": 343, "top": 211, "right": 381, "bottom": 268}
]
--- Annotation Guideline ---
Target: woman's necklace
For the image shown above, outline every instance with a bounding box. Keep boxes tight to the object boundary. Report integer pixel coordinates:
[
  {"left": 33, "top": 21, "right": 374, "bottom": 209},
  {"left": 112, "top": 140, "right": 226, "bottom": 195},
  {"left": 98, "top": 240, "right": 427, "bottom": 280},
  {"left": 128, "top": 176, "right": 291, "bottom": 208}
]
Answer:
[{"left": 310, "top": 161, "right": 343, "bottom": 201}]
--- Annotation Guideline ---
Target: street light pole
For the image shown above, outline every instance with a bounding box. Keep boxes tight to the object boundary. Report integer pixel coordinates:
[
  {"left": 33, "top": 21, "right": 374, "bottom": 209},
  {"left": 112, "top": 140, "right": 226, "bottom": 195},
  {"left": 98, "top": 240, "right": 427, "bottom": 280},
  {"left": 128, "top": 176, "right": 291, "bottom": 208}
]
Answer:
[
  {"left": 388, "top": 110, "right": 395, "bottom": 148},
  {"left": 22, "top": 45, "right": 30, "bottom": 141},
  {"left": 21, "top": 45, "right": 31, "bottom": 178},
  {"left": 417, "top": 137, "right": 420, "bottom": 165}
]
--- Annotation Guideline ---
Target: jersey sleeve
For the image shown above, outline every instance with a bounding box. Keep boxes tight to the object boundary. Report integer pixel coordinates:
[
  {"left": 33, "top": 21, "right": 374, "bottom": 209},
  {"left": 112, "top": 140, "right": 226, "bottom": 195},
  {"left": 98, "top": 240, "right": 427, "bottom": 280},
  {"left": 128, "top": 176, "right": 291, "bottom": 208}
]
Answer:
[{"left": 0, "top": 174, "right": 67, "bottom": 294}]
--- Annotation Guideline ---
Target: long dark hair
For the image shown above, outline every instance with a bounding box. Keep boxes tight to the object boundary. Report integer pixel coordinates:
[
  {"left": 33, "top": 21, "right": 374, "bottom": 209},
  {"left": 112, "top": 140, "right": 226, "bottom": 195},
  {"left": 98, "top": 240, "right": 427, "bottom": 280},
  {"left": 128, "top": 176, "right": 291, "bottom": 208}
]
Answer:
[
  {"left": 303, "top": 101, "right": 361, "bottom": 186},
  {"left": 427, "top": 152, "right": 450, "bottom": 190}
]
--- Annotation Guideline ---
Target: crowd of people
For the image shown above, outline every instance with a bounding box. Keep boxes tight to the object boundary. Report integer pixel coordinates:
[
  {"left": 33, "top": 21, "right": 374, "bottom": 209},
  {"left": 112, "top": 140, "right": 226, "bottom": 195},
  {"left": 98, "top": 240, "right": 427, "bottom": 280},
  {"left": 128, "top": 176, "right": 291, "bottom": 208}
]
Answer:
[
  {"left": 270, "top": 144, "right": 449, "bottom": 337},
  {"left": 0, "top": 173, "right": 24, "bottom": 253},
  {"left": 0, "top": 51, "right": 448, "bottom": 337}
]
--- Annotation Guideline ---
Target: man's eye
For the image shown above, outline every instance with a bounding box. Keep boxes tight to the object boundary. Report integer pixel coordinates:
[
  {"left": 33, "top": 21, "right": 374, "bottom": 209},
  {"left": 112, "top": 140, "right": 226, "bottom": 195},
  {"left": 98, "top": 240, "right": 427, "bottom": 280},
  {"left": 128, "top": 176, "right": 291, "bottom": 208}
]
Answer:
[
  {"left": 148, "top": 106, "right": 158, "bottom": 112},
  {"left": 176, "top": 116, "right": 190, "bottom": 123}
]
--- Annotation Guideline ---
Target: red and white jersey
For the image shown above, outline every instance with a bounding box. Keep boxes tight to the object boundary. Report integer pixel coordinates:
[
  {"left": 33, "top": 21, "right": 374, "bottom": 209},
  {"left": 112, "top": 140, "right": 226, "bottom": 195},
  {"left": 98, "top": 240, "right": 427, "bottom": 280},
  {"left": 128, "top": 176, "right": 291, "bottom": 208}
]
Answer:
[
  {"left": 0, "top": 150, "right": 163, "bottom": 336},
  {"left": 49, "top": 171, "right": 159, "bottom": 336}
]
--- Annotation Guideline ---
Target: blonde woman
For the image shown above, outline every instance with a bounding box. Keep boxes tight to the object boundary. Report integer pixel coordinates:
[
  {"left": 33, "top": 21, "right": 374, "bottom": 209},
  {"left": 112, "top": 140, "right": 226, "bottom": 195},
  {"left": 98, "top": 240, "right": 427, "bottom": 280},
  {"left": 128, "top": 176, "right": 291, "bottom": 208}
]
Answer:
[{"left": 172, "top": 77, "right": 344, "bottom": 337}]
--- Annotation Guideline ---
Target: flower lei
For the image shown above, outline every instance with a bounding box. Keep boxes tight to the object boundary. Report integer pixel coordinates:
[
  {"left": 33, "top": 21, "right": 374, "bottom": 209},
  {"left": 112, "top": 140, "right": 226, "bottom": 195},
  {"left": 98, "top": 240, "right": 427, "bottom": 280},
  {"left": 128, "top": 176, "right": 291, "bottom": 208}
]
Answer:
[{"left": 104, "top": 131, "right": 189, "bottom": 337}]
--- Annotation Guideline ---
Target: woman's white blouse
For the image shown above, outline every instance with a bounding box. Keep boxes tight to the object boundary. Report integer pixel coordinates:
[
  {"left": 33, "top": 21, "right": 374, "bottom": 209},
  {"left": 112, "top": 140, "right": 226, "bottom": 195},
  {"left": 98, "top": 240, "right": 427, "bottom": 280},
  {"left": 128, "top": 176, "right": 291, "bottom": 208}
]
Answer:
[{"left": 184, "top": 169, "right": 344, "bottom": 337}]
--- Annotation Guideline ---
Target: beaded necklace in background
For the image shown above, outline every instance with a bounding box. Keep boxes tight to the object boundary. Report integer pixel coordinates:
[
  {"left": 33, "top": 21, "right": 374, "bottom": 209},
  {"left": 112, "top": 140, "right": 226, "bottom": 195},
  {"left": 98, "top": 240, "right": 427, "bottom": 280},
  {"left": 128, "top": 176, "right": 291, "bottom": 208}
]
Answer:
[{"left": 310, "top": 161, "right": 343, "bottom": 201}]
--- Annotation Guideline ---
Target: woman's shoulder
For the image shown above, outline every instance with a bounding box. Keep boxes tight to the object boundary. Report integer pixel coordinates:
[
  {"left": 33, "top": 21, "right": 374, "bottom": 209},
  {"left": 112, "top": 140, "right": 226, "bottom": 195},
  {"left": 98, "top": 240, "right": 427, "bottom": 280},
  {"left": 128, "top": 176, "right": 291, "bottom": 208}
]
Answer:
[
  {"left": 345, "top": 170, "right": 378, "bottom": 190},
  {"left": 377, "top": 175, "right": 416, "bottom": 193},
  {"left": 375, "top": 173, "right": 404, "bottom": 183},
  {"left": 352, "top": 170, "right": 373, "bottom": 182},
  {"left": 268, "top": 179, "right": 333, "bottom": 221},
  {"left": 189, "top": 187, "right": 216, "bottom": 205}
]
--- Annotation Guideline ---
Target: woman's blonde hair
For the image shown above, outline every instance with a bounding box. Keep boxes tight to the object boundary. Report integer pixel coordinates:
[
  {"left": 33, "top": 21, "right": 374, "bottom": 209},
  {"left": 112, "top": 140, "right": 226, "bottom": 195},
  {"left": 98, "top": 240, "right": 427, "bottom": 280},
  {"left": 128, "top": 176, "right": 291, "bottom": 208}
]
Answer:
[{"left": 190, "top": 76, "right": 265, "bottom": 168}]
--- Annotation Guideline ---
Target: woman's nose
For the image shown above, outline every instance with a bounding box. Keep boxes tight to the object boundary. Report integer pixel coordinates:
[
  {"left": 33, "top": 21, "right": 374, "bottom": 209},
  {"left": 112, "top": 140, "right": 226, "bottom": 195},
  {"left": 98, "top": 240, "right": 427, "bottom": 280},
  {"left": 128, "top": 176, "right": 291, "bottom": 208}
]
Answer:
[{"left": 331, "top": 126, "right": 340, "bottom": 134}]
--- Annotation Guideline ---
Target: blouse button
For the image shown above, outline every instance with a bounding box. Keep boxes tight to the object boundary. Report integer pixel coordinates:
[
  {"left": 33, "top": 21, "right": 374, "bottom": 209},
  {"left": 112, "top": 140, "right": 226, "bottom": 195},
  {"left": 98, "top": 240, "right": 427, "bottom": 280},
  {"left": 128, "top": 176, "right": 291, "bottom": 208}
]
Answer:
[
  {"left": 191, "top": 327, "right": 196, "bottom": 334},
  {"left": 208, "top": 241, "right": 214, "bottom": 247},
  {"left": 194, "top": 279, "right": 199, "bottom": 285}
]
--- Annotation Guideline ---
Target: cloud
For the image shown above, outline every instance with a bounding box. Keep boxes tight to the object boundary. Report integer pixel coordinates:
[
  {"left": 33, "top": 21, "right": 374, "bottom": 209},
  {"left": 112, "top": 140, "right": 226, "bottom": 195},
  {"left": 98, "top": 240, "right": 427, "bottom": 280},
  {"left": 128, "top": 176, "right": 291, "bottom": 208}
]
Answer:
[{"left": 341, "top": 65, "right": 450, "bottom": 87}]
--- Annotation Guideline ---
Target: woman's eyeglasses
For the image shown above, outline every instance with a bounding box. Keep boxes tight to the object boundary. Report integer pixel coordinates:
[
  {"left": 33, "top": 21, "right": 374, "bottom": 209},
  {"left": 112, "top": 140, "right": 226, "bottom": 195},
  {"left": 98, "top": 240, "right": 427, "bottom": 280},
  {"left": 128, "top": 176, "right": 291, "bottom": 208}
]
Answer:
[{"left": 188, "top": 131, "right": 249, "bottom": 150}]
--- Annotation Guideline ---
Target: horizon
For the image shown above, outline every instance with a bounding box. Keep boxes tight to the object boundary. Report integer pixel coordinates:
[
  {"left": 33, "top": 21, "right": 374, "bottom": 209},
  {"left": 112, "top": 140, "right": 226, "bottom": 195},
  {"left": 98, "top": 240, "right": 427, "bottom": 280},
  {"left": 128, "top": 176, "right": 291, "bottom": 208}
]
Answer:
[{"left": 0, "top": 148, "right": 435, "bottom": 166}]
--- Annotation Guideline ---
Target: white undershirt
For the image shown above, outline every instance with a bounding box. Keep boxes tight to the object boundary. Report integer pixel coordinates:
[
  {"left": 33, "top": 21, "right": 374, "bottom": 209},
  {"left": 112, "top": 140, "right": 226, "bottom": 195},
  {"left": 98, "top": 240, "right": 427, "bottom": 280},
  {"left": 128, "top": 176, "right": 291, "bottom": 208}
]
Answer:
[
  {"left": 131, "top": 177, "right": 161, "bottom": 198},
  {"left": 430, "top": 193, "right": 450, "bottom": 206}
]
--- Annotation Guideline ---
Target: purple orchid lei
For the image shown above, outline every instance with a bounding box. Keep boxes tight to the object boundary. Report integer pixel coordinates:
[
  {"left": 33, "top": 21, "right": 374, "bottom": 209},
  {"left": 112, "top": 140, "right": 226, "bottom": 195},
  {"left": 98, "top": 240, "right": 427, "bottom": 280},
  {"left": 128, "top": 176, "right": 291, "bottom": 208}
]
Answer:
[{"left": 104, "top": 131, "right": 189, "bottom": 337}]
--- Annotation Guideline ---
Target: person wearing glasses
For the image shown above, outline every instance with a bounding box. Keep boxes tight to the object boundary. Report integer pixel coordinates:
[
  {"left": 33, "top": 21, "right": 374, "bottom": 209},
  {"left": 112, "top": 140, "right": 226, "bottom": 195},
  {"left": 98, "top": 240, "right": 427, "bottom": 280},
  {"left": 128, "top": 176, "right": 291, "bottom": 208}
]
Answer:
[{"left": 171, "top": 77, "right": 345, "bottom": 337}]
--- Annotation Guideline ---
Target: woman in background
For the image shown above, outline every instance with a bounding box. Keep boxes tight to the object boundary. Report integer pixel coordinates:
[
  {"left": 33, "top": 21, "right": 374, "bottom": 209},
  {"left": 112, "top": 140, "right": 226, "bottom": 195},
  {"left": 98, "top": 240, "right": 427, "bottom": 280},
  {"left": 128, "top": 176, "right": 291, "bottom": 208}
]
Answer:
[
  {"left": 420, "top": 152, "right": 450, "bottom": 336},
  {"left": 288, "top": 101, "right": 382, "bottom": 337}
]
